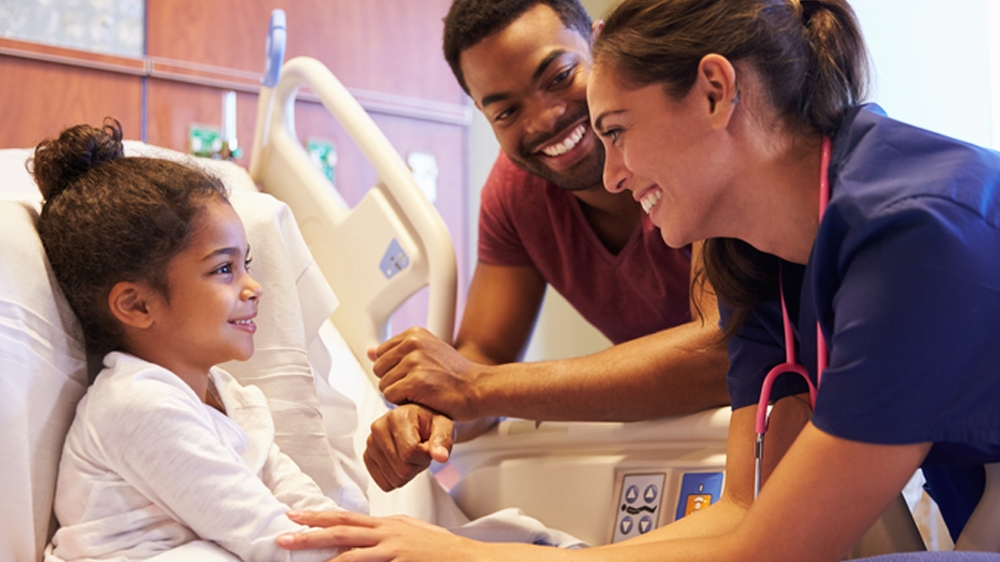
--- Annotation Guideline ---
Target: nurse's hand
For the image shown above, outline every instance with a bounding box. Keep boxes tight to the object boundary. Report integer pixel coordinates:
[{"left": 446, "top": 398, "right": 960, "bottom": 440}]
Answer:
[
  {"left": 364, "top": 404, "right": 454, "bottom": 491},
  {"left": 368, "top": 327, "right": 487, "bottom": 421},
  {"left": 277, "top": 511, "right": 483, "bottom": 561}
]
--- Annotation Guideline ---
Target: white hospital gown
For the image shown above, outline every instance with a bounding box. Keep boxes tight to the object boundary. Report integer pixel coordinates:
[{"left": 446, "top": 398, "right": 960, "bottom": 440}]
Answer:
[{"left": 46, "top": 352, "right": 347, "bottom": 562}]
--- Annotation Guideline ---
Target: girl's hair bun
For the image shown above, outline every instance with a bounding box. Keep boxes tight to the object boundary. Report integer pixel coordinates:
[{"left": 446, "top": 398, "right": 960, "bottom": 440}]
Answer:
[{"left": 31, "top": 118, "right": 125, "bottom": 201}]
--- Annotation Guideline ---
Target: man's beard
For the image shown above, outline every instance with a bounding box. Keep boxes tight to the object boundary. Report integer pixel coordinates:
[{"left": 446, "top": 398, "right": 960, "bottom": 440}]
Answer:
[{"left": 508, "top": 107, "right": 606, "bottom": 192}]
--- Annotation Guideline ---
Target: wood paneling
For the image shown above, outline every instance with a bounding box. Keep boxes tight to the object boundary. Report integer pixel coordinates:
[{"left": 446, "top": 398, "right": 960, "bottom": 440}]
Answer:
[
  {"left": 145, "top": 0, "right": 465, "bottom": 104},
  {"left": 0, "top": 53, "right": 142, "bottom": 149},
  {"left": 1, "top": 0, "right": 469, "bottom": 335}
]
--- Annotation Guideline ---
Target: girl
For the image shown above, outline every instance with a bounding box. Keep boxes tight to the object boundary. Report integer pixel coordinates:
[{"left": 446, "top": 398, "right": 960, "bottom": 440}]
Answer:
[
  {"left": 34, "top": 119, "right": 349, "bottom": 562},
  {"left": 275, "top": 1, "right": 1000, "bottom": 560}
]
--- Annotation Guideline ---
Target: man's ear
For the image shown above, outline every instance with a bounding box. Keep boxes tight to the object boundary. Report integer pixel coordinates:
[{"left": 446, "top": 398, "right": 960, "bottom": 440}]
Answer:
[
  {"left": 108, "top": 281, "right": 157, "bottom": 329},
  {"left": 696, "top": 54, "right": 739, "bottom": 131}
]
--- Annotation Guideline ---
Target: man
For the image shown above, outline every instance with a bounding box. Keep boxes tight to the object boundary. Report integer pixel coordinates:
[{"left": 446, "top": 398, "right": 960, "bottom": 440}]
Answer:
[{"left": 361, "top": 0, "right": 730, "bottom": 492}]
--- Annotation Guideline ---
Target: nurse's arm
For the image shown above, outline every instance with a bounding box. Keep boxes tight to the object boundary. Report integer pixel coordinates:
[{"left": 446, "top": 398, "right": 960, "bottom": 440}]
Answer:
[
  {"left": 279, "top": 414, "right": 930, "bottom": 562},
  {"left": 611, "top": 393, "right": 813, "bottom": 545},
  {"left": 594, "top": 426, "right": 931, "bottom": 561}
]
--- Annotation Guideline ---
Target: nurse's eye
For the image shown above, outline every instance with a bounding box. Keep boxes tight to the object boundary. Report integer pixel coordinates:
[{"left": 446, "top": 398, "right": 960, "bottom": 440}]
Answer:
[{"left": 601, "top": 127, "right": 623, "bottom": 145}]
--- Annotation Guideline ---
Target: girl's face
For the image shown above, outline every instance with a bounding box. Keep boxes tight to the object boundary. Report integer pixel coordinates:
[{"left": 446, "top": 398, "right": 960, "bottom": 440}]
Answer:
[
  {"left": 587, "top": 63, "right": 731, "bottom": 248},
  {"left": 149, "top": 199, "right": 261, "bottom": 378}
]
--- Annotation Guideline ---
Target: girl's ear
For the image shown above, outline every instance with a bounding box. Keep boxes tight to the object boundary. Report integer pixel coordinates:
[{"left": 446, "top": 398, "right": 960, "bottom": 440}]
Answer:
[
  {"left": 696, "top": 54, "right": 739, "bottom": 131},
  {"left": 108, "top": 281, "right": 157, "bottom": 329}
]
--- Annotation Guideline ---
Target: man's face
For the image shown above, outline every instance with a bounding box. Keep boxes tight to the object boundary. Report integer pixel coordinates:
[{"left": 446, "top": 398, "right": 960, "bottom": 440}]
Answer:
[{"left": 460, "top": 3, "right": 604, "bottom": 191}]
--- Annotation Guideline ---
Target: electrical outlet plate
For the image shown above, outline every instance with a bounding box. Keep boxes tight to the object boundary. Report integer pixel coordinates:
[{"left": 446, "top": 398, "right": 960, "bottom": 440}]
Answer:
[
  {"left": 307, "top": 138, "right": 337, "bottom": 184},
  {"left": 612, "top": 473, "right": 665, "bottom": 543},
  {"left": 188, "top": 125, "right": 221, "bottom": 158}
]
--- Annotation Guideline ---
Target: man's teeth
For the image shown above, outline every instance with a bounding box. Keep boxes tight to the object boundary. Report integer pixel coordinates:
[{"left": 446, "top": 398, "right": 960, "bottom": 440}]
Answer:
[
  {"left": 541, "top": 124, "right": 586, "bottom": 157},
  {"left": 640, "top": 190, "right": 662, "bottom": 214}
]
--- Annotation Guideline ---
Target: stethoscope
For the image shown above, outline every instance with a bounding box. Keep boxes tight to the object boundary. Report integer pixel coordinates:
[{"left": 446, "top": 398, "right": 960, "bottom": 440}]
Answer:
[{"left": 753, "top": 136, "right": 832, "bottom": 499}]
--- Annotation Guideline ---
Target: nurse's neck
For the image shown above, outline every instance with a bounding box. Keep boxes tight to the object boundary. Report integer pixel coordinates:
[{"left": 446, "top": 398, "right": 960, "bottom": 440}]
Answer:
[{"left": 741, "top": 134, "right": 825, "bottom": 265}]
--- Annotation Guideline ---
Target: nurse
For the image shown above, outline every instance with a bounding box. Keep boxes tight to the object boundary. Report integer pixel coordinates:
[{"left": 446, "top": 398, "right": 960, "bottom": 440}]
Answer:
[{"left": 277, "top": 0, "right": 1000, "bottom": 559}]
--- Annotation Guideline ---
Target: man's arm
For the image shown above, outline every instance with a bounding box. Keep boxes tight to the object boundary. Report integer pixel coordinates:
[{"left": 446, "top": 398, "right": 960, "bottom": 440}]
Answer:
[
  {"left": 374, "top": 243, "right": 729, "bottom": 422},
  {"left": 362, "top": 260, "right": 548, "bottom": 490},
  {"left": 363, "top": 244, "right": 729, "bottom": 490}
]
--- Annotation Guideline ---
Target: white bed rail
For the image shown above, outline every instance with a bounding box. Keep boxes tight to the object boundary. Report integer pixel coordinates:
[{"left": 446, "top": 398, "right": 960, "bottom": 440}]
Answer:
[{"left": 249, "top": 54, "right": 457, "bottom": 386}]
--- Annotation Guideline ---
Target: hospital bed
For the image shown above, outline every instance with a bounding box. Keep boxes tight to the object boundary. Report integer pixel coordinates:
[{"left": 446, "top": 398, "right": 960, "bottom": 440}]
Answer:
[{"left": 1, "top": 12, "right": 997, "bottom": 562}]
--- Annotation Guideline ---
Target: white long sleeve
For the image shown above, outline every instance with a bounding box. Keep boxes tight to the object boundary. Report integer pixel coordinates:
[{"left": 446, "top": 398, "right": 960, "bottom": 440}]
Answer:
[{"left": 48, "top": 352, "right": 345, "bottom": 562}]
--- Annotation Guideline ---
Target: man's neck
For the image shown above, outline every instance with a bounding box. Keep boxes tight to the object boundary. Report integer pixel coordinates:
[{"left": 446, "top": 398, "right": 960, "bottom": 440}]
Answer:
[{"left": 571, "top": 185, "right": 643, "bottom": 254}]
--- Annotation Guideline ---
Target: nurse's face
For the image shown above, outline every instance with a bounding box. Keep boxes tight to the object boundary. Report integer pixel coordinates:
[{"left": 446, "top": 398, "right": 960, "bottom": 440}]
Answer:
[
  {"left": 587, "top": 63, "right": 728, "bottom": 248},
  {"left": 460, "top": 4, "right": 604, "bottom": 192}
]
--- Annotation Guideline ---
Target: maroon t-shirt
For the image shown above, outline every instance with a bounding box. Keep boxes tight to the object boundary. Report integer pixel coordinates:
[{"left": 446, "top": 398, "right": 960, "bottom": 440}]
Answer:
[{"left": 478, "top": 152, "right": 693, "bottom": 345}]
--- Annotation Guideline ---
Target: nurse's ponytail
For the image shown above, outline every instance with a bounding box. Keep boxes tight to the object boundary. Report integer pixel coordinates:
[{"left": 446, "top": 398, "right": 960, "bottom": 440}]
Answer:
[{"left": 594, "top": 0, "right": 870, "bottom": 336}]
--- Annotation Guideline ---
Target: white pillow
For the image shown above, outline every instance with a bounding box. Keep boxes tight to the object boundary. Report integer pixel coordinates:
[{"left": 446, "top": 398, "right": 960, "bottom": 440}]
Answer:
[
  {"left": 0, "top": 200, "right": 88, "bottom": 562},
  {"left": 0, "top": 143, "right": 364, "bottom": 562}
]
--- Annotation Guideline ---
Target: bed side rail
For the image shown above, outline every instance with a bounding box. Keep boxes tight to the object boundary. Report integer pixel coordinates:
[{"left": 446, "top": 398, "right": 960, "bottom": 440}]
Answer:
[{"left": 249, "top": 55, "right": 457, "bottom": 387}]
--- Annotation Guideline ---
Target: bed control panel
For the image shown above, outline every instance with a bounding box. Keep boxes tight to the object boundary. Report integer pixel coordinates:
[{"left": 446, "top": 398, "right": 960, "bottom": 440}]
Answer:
[
  {"left": 379, "top": 239, "right": 410, "bottom": 279},
  {"left": 611, "top": 470, "right": 726, "bottom": 543},
  {"left": 612, "top": 473, "right": 665, "bottom": 543},
  {"left": 674, "top": 471, "right": 724, "bottom": 520}
]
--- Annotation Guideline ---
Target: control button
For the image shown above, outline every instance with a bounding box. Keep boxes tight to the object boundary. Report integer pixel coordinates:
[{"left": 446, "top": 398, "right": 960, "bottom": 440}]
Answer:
[
  {"left": 638, "top": 515, "right": 653, "bottom": 534},
  {"left": 620, "top": 516, "right": 633, "bottom": 535},
  {"left": 675, "top": 472, "right": 724, "bottom": 521},
  {"left": 644, "top": 484, "right": 658, "bottom": 503},
  {"left": 625, "top": 485, "right": 639, "bottom": 504}
]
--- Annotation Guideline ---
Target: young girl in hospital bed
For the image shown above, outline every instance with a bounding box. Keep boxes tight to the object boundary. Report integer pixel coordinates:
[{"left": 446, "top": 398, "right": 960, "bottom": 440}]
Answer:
[
  {"left": 30, "top": 118, "right": 586, "bottom": 562},
  {"left": 32, "top": 119, "right": 364, "bottom": 562}
]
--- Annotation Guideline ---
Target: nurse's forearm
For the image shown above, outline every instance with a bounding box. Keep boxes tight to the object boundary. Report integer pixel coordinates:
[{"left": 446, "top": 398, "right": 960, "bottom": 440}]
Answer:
[{"left": 469, "top": 320, "right": 730, "bottom": 422}]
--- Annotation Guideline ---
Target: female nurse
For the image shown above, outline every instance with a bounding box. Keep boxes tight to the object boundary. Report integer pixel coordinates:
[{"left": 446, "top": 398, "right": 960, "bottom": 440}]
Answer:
[{"left": 276, "top": 1, "right": 1000, "bottom": 560}]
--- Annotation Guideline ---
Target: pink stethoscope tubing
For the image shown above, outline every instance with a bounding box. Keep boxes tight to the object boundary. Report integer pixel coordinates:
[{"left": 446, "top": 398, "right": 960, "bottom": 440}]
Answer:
[{"left": 753, "top": 136, "right": 831, "bottom": 499}]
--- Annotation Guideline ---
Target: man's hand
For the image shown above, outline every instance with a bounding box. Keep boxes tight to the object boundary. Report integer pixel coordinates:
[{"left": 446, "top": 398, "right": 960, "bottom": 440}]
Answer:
[
  {"left": 368, "top": 327, "right": 487, "bottom": 421},
  {"left": 364, "top": 403, "right": 454, "bottom": 491}
]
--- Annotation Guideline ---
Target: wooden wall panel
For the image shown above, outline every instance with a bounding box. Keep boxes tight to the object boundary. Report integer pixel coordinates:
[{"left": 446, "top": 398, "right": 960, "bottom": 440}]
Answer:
[
  {"left": 0, "top": 56, "right": 142, "bottom": 149},
  {"left": 145, "top": 79, "right": 259, "bottom": 165},
  {"left": 146, "top": 0, "right": 464, "bottom": 104},
  {"left": 2, "top": 0, "right": 470, "bottom": 336}
]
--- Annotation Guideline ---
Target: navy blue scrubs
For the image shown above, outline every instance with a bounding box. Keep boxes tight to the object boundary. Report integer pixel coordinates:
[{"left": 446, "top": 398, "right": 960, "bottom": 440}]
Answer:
[{"left": 725, "top": 104, "right": 1000, "bottom": 539}]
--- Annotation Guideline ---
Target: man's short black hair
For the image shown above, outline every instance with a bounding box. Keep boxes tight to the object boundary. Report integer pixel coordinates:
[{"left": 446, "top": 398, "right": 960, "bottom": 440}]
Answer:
[{"left": 443, "top": 0, "right": 593, "bottom": 96}]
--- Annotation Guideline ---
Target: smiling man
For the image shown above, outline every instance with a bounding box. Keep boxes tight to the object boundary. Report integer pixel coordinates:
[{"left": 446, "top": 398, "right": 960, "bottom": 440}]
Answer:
[{"left": 358, "top": 0, "right": 732, "bottom": 493}]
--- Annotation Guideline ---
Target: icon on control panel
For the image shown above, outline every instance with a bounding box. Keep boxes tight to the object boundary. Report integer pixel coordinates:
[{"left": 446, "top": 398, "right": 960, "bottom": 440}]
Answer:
[{"left": 675, "top": 472, "right": 724, "bottom": 521}]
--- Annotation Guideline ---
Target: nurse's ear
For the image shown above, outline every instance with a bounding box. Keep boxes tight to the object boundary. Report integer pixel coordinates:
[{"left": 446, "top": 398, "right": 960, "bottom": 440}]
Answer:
[{"left": 697, "top": 54, "right": 739, "bottom": 131}]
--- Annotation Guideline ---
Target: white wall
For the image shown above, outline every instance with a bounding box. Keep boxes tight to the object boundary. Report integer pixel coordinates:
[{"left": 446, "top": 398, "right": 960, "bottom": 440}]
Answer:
[
  {"left": 466, "top": 0, "right": 999, "bottom": 362},
  {"left": 850, "top": 0, "right": 994, "bottom": 148}
]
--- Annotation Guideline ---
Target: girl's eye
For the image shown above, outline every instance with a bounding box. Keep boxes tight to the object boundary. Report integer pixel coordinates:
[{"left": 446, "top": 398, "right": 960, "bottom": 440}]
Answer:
[
  {"left": 213, "top": 263, "right": 234, "bottom": 275},
  {"left": 244, "top": 256, "right": 253, "bottom": 271}
]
